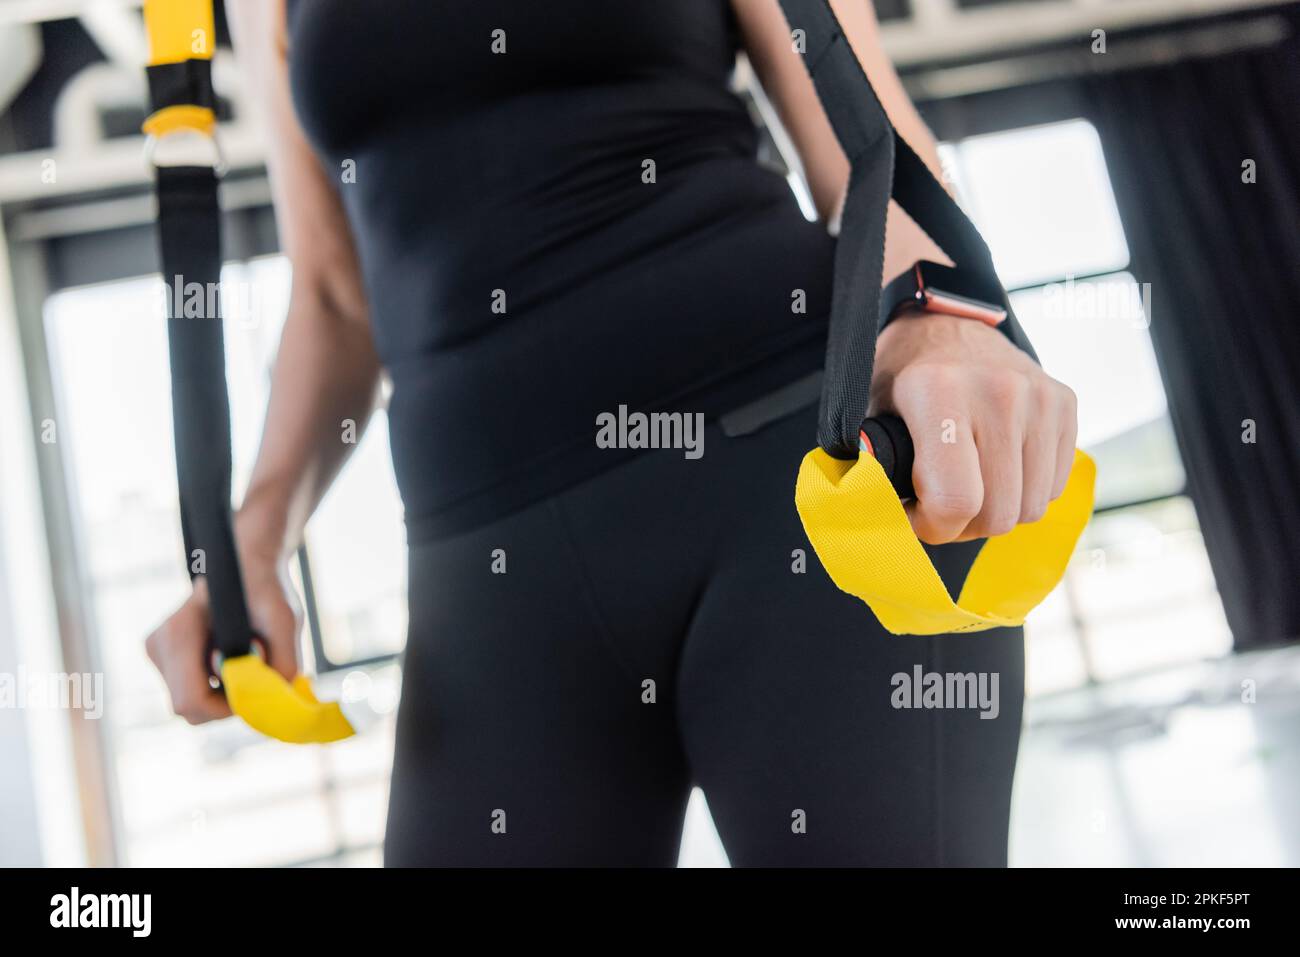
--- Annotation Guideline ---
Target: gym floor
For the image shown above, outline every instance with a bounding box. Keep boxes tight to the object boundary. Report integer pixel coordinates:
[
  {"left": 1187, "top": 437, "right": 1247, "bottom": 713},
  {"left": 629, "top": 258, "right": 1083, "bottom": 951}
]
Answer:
[{"left": 1009, "top": 644, "right": 1300, "bottom": 867}]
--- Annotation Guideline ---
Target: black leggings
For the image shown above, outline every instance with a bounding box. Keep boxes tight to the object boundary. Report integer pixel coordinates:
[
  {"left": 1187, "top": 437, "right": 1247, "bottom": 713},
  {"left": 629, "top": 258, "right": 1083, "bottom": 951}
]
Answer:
[{"left": 385, "top": 404, "right": 1024, "bottom": 866}]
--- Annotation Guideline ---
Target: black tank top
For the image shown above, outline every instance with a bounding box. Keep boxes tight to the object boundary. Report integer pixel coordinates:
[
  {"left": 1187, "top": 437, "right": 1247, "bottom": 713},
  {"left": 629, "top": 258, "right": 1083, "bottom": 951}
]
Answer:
[{"left": 287, "top": 0, "right": 835, "bottom": 539}]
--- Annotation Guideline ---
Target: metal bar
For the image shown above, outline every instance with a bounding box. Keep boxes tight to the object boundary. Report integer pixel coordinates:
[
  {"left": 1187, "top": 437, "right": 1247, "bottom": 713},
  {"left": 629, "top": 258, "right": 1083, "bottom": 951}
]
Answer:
[
  {"left": 0, "top": 0, "right": 138, "bottom": 26},
  {"left": 8, "top": 175, "right": 273, "bottom": 241},
  {"left": 1093, "top": 491, "right": 1187, "bottom": 516},
  {"left": 903, "top": 13, "right": 1291, "bottom": 100},
  {"left": 5, "top": 232, "right": 122, "bottom": 867},
  {"left": 879, "top": 0, "right": 1296, "bottom": 67},
  {"left": 0, "top": 123, "right": 266, "bottom": 205}
]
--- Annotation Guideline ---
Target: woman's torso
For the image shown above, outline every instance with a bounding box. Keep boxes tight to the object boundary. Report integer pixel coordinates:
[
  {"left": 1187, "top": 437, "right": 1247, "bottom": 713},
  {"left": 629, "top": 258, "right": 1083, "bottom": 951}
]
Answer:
[{"left": 286, "top": 0, "right": 835, "bottom": 538}]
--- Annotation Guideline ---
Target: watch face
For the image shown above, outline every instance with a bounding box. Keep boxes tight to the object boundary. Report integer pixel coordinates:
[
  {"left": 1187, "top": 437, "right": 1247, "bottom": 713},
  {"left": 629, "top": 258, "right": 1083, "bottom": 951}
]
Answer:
[{"left": 916, "top": 261, "right": 1008, "bottom": 326}]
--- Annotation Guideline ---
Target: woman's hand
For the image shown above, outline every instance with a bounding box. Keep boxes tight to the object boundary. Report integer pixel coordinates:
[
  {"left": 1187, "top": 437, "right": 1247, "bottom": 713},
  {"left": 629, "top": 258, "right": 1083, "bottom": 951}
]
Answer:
[
  {"left": 870, "top": 312, "right": 1078, "bottom": 545},
  {"left": 145, "top": 545, "right": 303, "bottom": 725}
]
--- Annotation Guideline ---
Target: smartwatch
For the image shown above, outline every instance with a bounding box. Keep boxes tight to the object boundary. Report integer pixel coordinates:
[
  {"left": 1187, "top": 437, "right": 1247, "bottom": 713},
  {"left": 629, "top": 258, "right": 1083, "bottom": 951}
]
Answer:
[{"left": 880, "top": 260, "right": 1008, "bottom": 331}]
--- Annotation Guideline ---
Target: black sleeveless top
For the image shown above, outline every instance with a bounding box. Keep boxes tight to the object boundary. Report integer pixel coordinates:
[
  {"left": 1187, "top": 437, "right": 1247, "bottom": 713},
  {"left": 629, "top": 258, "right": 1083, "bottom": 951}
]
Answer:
[{"left": 286, "top": 0, "right": 835, "bottom": 539}]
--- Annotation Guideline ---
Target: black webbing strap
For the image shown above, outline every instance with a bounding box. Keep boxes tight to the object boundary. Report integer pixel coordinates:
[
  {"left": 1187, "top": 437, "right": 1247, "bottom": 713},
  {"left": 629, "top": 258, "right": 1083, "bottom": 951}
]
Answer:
[
  {"left": 156, "top": 165, "right": 253, "bottom": 659},
  {"left": 777, "top": 0, "right": 1036, "bottom": 460},
  {"left": 146, "top": 59, "right": 217, "bottom": 116}
]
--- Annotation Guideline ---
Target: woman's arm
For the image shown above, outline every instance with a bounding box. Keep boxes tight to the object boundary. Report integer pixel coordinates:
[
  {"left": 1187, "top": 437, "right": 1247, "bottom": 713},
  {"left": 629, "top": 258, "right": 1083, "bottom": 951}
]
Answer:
[
  {"left": 732, "top": 0, "right": 948, "bottom": 279},
  {"left": 146, "top": 0, "right": 379, "bottom": 723},
  {"left": 733, "top": 0, "right": 1078, "bottom": 545},
  {"left": 226, "top": 0, "right": 381, "bottom": 566}
]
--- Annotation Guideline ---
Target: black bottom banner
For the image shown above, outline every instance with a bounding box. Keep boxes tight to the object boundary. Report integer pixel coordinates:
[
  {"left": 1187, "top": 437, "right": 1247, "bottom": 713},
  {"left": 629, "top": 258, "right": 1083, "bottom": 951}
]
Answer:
[{"left": 0, "top": 867, "right": 1283, "bottom": 943}]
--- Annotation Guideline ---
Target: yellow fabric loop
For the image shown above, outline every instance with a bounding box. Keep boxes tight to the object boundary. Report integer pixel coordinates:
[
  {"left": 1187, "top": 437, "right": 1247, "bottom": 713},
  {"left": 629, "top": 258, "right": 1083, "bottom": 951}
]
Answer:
[
  {"left": 144, "top": 0, "right": 216, "bottom": 66},
  {"left": 220, "top": 655, "right": 355, "bottom": 744},
  {"left": 142, "top": 104, "right": 217, "bottom": 139},
  {"left": 795, "top": 447, "right": 1095, "bottom": 635}
]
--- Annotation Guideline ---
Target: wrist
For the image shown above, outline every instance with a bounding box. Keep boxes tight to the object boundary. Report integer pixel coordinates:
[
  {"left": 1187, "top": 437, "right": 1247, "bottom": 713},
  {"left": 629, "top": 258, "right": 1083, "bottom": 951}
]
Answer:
[
  {"left": 233, "top": 489, "right": 296, "bottom": 571},
  {"left": 871, "top": 310, "right": 1022, "bottom": 409}
]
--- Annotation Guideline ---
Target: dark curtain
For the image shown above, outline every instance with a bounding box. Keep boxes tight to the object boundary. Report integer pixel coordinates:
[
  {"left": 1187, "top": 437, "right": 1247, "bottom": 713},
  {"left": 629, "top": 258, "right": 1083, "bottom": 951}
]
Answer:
[
  {"left": 916, "top": 11, "right": 1300, "bottom": 649},
  {"left": 1080, "top": 30, "right": 1300, "bottom": 649}
]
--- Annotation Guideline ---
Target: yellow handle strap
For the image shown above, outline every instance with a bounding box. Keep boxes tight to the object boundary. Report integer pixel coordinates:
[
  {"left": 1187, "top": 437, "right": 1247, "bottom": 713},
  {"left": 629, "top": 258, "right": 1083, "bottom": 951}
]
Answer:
[
  {"left": 144, "top": 0, "right": 215, "bottom": 65},
  {"left": 796, "top": 448, "right": 1096, "bottom": 635},
  {"left": 221, "top": 656, "right": 355, "bottom": 745},
  {"left": 142, "top": 0, "right": 218, "bottom": 138},
  {"left": 143, "top": 104, "right": 216, "bottom": 139}
]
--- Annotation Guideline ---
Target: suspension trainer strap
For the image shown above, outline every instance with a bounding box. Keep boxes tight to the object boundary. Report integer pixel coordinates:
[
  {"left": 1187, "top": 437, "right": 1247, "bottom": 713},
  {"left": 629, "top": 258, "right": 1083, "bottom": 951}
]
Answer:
[
  {"left": 145, "top": 0, "right": 252, "bottom": 660},
  {"left": 156, "top": 164, "right": 253, "bottom": 659},
  {"left": 777, "top": 0, "right": 1037, "bottom": 458},
  {"left": 145, "top": 0, "right": 353, "bottom": 741},
  {"left": 778, "top": 0, "right": 1095, "bottom": 635}
]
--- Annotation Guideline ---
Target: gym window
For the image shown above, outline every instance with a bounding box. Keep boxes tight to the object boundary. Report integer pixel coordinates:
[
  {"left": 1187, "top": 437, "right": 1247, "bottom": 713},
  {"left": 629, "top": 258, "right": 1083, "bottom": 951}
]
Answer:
[{"left": 938, "top": 118, "right": 1230, "bottom": 694}]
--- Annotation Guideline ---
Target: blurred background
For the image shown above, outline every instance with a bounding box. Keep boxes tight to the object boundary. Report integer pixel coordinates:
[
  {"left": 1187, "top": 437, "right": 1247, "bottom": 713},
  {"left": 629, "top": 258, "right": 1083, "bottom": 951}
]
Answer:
[{"left": 1, "top": 0, "right": 1297, "bottom": 867}]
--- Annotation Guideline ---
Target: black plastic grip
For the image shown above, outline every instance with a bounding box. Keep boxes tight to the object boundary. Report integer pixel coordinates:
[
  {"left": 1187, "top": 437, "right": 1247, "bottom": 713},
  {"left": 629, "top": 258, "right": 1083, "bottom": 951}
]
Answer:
[{"left": 860, "top": 414, "right": 915, "bottom": 501}]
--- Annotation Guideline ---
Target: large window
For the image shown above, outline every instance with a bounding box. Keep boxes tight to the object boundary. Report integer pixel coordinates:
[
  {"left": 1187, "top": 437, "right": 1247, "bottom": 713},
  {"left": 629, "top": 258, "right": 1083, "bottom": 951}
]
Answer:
[{"left": 939, "top": 119, "right": 1231, "bottom": 694}]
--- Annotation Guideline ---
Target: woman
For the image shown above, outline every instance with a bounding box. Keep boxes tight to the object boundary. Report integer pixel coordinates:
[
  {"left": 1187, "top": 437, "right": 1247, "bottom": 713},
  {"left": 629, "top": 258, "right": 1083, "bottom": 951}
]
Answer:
[{"left": 147, "top": 0, "right": 1077, "bottom": 866}]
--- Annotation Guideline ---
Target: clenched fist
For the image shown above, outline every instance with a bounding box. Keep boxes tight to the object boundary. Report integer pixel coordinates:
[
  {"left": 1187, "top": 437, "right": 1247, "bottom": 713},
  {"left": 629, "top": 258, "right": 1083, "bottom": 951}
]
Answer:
[
  {"left": 145, "top": 549, "right": 302, "bottom": 725},
  {"left": 870, "top": 312, "right": 1078, "bottom": 545}
]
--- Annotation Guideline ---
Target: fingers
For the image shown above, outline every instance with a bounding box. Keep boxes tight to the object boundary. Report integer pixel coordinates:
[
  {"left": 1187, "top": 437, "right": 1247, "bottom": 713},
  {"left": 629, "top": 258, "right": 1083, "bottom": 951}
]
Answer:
[
  {"left": 1017, "top": 379, "right": 1078, "bottom": 523},
  {"left": 1019, "top": 408, "right": 1055, "bottom": 525},
  {"left": 891, "top": 359, "right": 1078, "bottom": 546},
  {"left": 1013, "top": 377, "right": 1066, "bottom": 522},
  {"left": 1051, "top": 383, "right": 1079, "bottom": 501},
  {"left": 259, "top": 595, "right": 301, "bottom": 683},
  {"left": 144, "top": 580, "right": 232, "bottom": 725},
  {"left": 895, "top": 365, "right": 983, "bottom": 544},
  {"left": 967, "top": 374, "right": 1025, "bottom": 539},
  {"left": 244, "top": 562, "right": 303, "bottom": 683}
]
